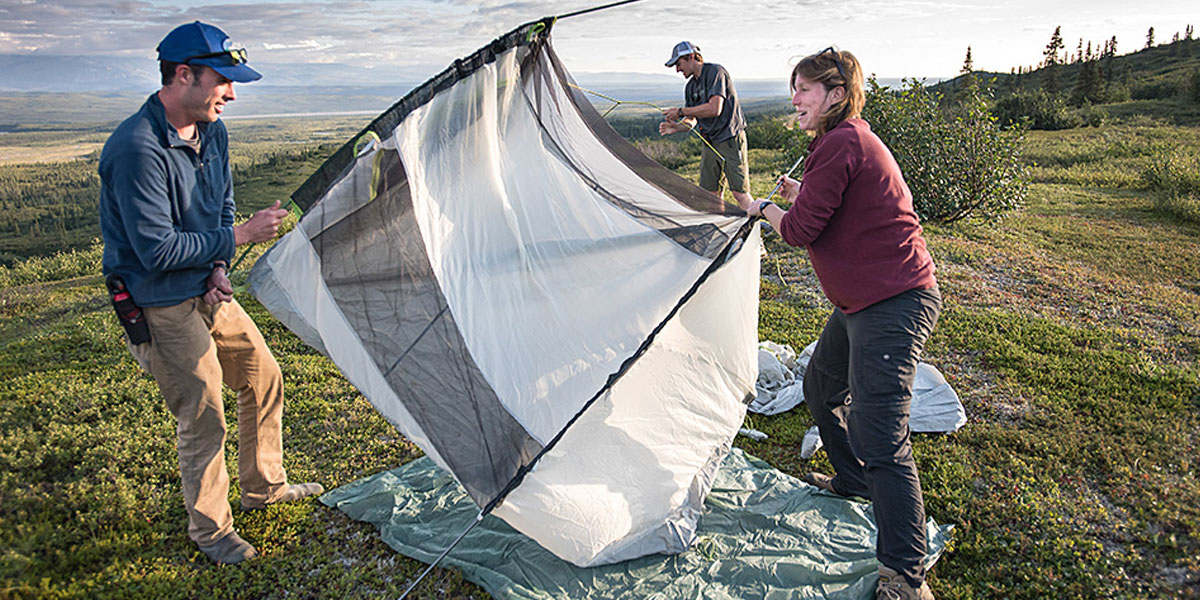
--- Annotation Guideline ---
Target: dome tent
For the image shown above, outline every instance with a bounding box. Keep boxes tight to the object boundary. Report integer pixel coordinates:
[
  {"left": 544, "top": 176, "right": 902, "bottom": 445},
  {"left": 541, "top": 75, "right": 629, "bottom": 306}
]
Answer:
[{"left": 248, "top": 17, "right": 761, "bottom": 567}]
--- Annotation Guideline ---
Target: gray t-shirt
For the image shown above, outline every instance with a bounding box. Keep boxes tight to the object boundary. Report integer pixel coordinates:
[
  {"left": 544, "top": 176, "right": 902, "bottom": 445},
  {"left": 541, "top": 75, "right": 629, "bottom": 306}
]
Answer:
[{"left": 685, "top": 62, "right": 746, "bottom": 143}]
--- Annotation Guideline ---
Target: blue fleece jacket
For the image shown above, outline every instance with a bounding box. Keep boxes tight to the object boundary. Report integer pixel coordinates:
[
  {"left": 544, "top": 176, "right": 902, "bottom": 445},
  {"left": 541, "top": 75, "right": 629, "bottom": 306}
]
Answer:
[{"left": 99, "top": 93, "right": 236, "bottom": 307}]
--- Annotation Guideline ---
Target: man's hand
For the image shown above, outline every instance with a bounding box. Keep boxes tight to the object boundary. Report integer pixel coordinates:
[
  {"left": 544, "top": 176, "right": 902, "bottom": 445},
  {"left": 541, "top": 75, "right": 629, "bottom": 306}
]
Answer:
[
  {"left": 233, "top": 200, "right": 289, "bottom": 246},
  {"left": 203, "top": 266, "right": 234, "bottom": 305},
  {"left": 737, "top": 194, "right": 755, "bottom": 213},
  {"left": 659, "top": 121, "right": 690, "bottom": 136},
  {"left": 662, "top": 107, "right": 684, "bottom": 122}
]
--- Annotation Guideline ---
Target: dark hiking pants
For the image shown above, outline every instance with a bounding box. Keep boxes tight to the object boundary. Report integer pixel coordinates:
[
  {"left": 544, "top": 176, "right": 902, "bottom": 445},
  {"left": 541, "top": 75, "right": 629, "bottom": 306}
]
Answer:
[{"left": 803, "top": 286, "right": 942, "bottom": 588}]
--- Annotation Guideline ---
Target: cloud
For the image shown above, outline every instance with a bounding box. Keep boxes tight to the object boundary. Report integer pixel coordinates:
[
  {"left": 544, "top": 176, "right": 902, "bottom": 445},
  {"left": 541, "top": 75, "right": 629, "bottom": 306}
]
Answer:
[{"left": 1, "top": 0, "right": 1195, "bottom": 82}]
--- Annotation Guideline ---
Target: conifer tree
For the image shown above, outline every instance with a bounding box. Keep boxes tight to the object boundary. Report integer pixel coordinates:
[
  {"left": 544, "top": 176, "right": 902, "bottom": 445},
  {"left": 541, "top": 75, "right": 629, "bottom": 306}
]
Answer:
[
  {"left": 1043, "top": 26, "right": 1065, "bottom": 95},
  {"left": 1070, "top": 56, "right": 1100, "bottom": 106},
  {"left": 960, "top": 46, "right": 979, "bottom": 97},
  {"left": 1101, "top": 38, "right": 1116, "bottom": 82},
  {"left": 1146, "top": 27, "right": 1155, "bottom": 49}
]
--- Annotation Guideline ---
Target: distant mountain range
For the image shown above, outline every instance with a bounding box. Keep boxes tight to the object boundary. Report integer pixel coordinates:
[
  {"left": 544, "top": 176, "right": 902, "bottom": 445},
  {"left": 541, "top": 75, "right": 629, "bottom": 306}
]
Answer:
[
  {"left": 0, "top": 54, "right": 920, "bottom": 124},
  {"left": 0, "top": 54, "right": 436, "bottom": 93}
]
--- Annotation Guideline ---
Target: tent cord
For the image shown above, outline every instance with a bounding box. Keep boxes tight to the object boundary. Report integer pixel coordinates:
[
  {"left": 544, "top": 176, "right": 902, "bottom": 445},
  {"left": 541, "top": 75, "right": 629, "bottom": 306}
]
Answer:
[{"left": 566, "top": 82, "right": 728, "bottom": 164}]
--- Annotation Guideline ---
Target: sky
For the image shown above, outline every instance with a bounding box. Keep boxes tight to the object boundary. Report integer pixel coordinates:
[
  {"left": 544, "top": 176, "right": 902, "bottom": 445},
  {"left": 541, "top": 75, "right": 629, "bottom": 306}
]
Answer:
[{"left": 1, "top": 0, "right": 1197, "bottom": 82}]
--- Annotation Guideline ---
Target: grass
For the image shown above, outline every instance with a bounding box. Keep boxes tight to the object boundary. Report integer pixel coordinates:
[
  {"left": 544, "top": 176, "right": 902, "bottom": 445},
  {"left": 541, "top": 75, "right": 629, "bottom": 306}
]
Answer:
[{"left": 2, "top": 120, "right": 1200, "bottom": 598}]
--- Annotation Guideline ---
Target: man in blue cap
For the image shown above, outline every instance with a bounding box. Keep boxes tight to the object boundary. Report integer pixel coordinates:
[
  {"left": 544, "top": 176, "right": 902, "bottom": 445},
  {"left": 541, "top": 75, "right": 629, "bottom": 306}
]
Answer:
[
  {"left": 660, "top": 41, "right": 752, "bottom": 208},
  {"left": 98, "top": 21, "right": 322, "bottom": 566}
]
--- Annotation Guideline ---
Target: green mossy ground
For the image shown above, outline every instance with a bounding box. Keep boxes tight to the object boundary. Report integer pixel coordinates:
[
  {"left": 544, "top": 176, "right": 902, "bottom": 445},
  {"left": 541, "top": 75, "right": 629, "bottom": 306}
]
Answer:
[{"left": 1, "top": 117, "right": 1198, "bottom": 598}]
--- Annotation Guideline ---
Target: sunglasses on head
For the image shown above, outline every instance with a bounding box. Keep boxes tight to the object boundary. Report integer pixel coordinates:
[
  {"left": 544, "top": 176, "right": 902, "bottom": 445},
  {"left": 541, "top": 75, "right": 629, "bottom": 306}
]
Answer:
[
  {"left": 186, "top": 48, "right": 249, "bottom": 65},
  {"left": 817, "top": 46, "right": 847, "bottom": 82}
]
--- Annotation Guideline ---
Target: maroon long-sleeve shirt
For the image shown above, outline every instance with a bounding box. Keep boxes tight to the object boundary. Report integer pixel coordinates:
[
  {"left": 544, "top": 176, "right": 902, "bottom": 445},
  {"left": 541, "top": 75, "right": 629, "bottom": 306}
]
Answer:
[{"left": 778, "top": 118, "right": 936, "bottom": 314}]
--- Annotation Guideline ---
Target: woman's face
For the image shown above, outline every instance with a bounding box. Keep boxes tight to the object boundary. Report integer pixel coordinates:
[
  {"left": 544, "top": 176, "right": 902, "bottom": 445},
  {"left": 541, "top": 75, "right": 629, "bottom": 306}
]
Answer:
[{"left": 791, "top": 73, "right": 839, "bottom": 132}]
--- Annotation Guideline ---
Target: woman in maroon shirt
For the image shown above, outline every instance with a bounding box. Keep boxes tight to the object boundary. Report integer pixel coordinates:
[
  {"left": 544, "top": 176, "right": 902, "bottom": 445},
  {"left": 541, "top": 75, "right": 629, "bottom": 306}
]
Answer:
[{"left": 742, "top": 48, "right": 941, "bottom": 600}]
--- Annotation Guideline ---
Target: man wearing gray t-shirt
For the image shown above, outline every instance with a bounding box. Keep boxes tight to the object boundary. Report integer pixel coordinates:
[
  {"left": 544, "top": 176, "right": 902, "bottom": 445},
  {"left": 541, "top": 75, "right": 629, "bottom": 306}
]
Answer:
[{"left": 660, "top": 41, "right": 751, "bottom": 208}]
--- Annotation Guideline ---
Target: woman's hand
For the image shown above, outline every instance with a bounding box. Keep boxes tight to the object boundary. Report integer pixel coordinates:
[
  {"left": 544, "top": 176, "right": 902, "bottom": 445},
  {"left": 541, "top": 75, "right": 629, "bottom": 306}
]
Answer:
[{"left": 777, "top": 175, "right": 800, "bottom": 203}]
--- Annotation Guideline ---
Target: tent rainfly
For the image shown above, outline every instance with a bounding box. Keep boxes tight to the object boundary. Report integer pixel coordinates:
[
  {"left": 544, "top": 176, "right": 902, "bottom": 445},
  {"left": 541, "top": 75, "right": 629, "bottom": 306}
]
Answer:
[{"left": 248, "top": 17, "right": 762, "bottom": 567}]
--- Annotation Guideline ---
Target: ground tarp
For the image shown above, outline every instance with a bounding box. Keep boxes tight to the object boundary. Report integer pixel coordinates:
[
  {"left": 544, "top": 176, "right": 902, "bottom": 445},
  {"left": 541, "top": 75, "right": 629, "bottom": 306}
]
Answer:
[{"left": 321, "top": 448, "right": 952, "bottom": 599}]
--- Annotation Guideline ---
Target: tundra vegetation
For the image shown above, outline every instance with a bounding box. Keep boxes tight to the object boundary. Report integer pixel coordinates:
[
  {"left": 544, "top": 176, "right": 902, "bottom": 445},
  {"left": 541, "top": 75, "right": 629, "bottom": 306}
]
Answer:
[{"left": 1, "top": 29, "right": 1199, "bottom": 600}]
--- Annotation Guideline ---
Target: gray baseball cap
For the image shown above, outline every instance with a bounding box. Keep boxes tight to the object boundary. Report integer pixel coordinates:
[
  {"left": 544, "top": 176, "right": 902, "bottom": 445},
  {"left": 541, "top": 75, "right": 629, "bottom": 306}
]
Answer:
[{"left": 665, "top": 41, "right": 699, "bottom": 67}]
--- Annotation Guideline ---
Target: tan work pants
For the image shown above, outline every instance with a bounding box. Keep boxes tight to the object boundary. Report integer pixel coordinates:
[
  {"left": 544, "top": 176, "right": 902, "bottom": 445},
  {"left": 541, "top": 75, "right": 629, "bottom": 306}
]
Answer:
[{"left": 128, "top": 297, "right": 288, "bottom": 545}]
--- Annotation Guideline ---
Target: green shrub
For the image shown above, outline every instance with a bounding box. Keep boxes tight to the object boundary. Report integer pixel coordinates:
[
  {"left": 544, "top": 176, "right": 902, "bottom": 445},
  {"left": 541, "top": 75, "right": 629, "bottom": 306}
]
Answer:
[
  {"left": 1099, "top": 82, "right": 1131, "bottom": 104},
  {"left": 1073, "top": 102, "right": 1107, "bottom": 127},
  {"left": 863, "top": 78, "right": 1030, "bottom": 223},
  {"left": 1130, "top": 78, "right": 1183, "bottom": 100},
  {"left": 993, "top": 89, "right": 1080, "bottom": 130},
  {"left": 633, "top": 136, "right": 700, "bottom": 170},
  {"left": 0, "top": 239, "right": 102, "bottom": 287},
  {"left": 746, "top": 117, "right": 807, "bottom": 155},
  {"left": 1141, "top": 150, "right": 1200, "bottom": 222}
]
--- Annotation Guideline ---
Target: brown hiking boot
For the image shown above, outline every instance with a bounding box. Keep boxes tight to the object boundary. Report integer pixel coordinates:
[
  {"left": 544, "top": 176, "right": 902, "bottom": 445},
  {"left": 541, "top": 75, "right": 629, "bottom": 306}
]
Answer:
[
  {"left": 198, "top": 531, "right": 258, "bottom": 565},
  {"left": 802, "top": 472, "right": 839, "bottom": 494},
  {"left": 242, "top": 482, "right": 325, "bottom": 511},
  {"left": 876, "top": 565, "right": 934, "bottom": 600}
]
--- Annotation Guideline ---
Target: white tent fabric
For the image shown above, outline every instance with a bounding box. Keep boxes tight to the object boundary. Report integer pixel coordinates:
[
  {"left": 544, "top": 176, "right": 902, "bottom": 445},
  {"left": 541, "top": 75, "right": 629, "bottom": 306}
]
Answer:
[
  {"left": 752, "top": 340, "right": 967, "bottom": 457},
  {"left": 249, "top": 20, "right": 760, "bottom": 567}
]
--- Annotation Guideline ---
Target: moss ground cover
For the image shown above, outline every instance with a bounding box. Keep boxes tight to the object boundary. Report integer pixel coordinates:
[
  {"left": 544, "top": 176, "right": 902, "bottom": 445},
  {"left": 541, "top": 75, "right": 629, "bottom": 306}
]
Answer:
[{"left": 2, "top": 121, "right": 1199, "bottom": 598}]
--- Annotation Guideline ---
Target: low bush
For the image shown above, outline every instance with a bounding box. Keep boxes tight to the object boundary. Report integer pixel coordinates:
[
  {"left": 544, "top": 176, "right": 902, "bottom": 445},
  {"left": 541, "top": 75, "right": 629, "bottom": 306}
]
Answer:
[
  {"left": 0, "top": 239, "right": 102, "bottom": 287},
  {"left": 993, "top": 89, "right": 1080, "bottom": 130},
  {"left": 633, "top": 136, "right": 700, "bottom": 170},
  {"left": 745, "top": 116, "right": 807, "bottom": 159},
  {"left": 1130, "top": 78, "right": 1184, "bottom": 100},
  {"left": 864, "top": 79, "right": 1029, "bottom": 223},
  {"left": 1073, "top": 102, "right": 1107, "bottom": 127},
  {"left": 1141, "top": 150, "right": 1200, "bottom": 223}
]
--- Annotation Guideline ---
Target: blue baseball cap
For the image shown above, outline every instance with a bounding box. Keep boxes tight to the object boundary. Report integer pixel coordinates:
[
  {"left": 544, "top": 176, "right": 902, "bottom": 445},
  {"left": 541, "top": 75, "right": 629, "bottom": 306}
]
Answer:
[
  {"left": 665, "top": 41, "right": 699, "bottom": 67},
  {"left": 157, "top": 21, "right": 262, "bottom": 83}
]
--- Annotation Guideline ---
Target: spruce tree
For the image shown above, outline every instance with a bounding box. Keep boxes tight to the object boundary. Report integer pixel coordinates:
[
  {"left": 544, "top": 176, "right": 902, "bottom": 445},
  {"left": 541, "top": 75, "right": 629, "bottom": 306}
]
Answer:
[
  {"left": 1070, "top": 57, "right": 1100, "bottom": 106},
  {"left": 960, "top": 46, "right": 979, "bottom": 98},
  {"left": 1146, "top": 27, "right": 1155, "bottom": 49},
  {"left": 1043, "top": 26, "right": 1065, "bottom": 95}
]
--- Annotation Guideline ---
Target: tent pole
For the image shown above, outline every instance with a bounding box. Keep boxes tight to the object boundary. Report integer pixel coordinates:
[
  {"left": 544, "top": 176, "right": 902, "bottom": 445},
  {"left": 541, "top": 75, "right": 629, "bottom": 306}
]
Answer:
[
  {"left": 556, "top": 0, "right": 645, "bottom": 20},
  {"left": 397, "top": 217, "right": 758, "bottom": 597},
  {"left": 398, "top": 511, "right": 485, "bottom": 600}
]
